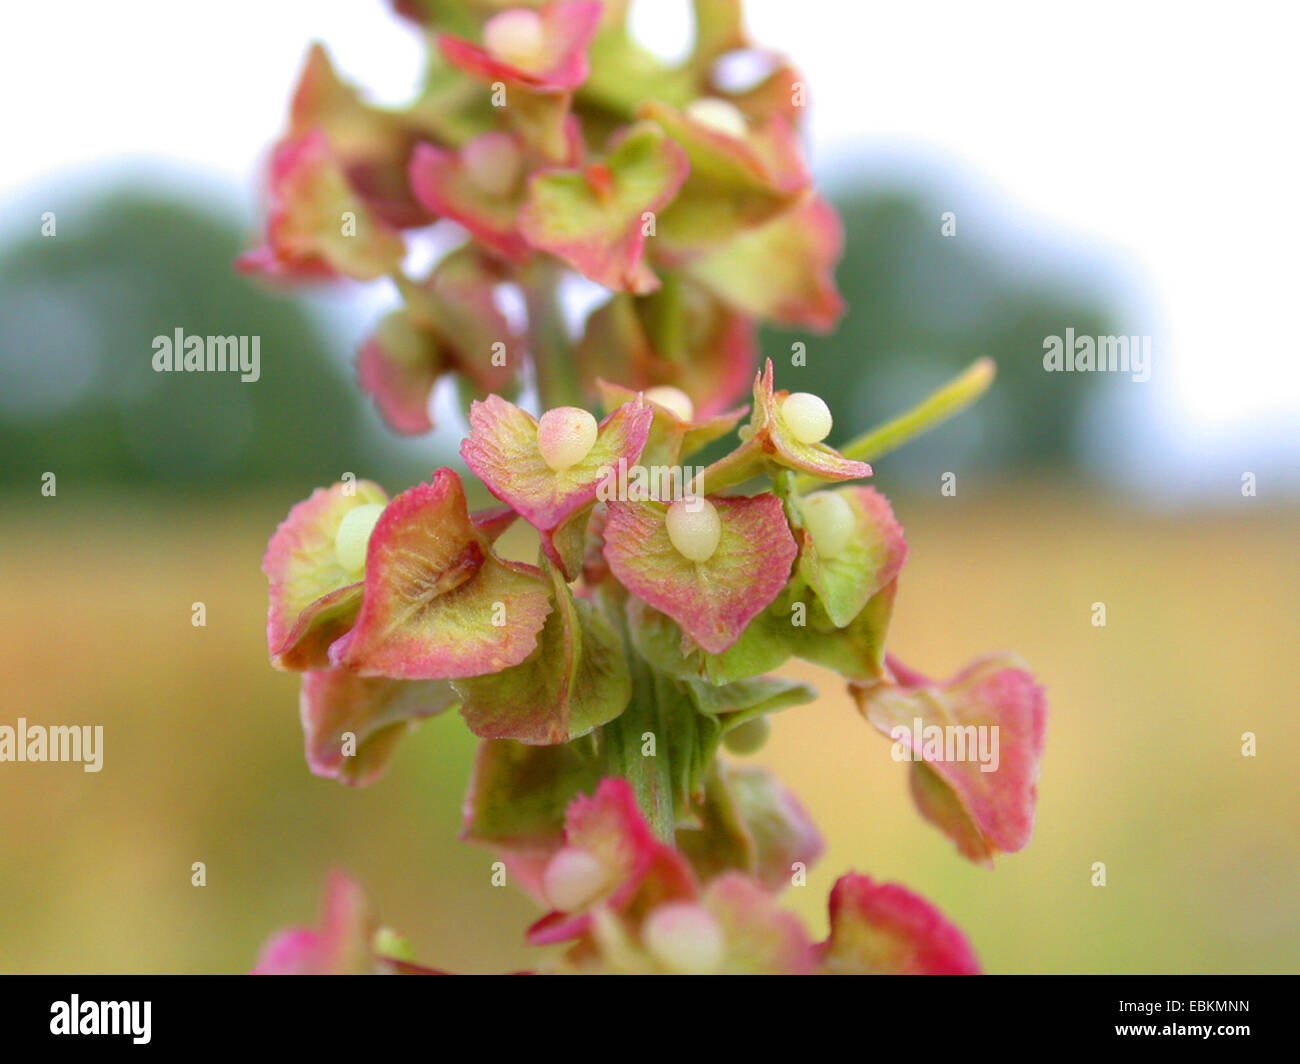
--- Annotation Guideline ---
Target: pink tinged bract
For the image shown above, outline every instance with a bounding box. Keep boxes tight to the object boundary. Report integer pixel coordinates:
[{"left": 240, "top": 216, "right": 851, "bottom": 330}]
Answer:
[
  {"left": 855, "top": 655, "right": 1049, "bottom": 865},
  {"left": 701, "top": 873, "right": 817, "bottom": 974},
  {"left": 470, "top": 505, "right": 520, "bottom": 545},
  {"left": 300, "top": 670, "right": 459, "bottom": 786},
  {"left": 252, "top": 870, "right": 375, "bottom": 975},
  {"left": 603, "top": 493, "right": 797, "bottom": 655},
  {"left": 639, "top": 102, "right": 810, "bottom": 258},
  {"left": 820, "top": 873, "right": 981, "bottom": 975},
  {"left": 726, "top": 764, "right": 825, "bottom": 893},
  {"left": 671, "top": 302, "right": 757, "bottom": 418},
  {"left": 684, "top": 192, "right": 845, "bottom": 332},
  {"left": 518, "top": 121, "right": 691, "bottom": 294},
  {"left": 461, "top": 738, "right": 600, "bottom": 855},
  {"left": 699, "top": 360, "right": 871, "bottom": 492},
  {"left": 263, "top": 479, "right": 389, "bottom": 670},
  {"left": 328, "top": 469, "right": 553, "bottom": 679},
  {"left": 577, "top": 287, "right": 758, "bottom": 418},
  {"left": 437, "top": 1, "right": 603, "bottom": 92},
  {"left": 287, "top": 44, "right": 432, "bottom": 230},
  {"left": 237, "top": 129, "right": 406, "bottom": 283},
  {"left": 358, "top": 248, "right": 518, "bottom": 435},
  {"left": 408, "top": 136, "right": 532, "bottom": 262},
  {"left": 527, "top": 778, "right": 697, "bottom": 946},
  {"left": 460, "top": 394, "right": 653, "bottom": 531},
  {"left": 596, "top": 378, "right": 748, "bottom": 465},
  {"left": 716, "top": 57, "right": 811, "bottom": 125},
  {"left": 675, "top": 757, "right": 825, "bottom": 895},
  {"left": 409, "top": 246, "right": 519, "bottom": 397},
  {"left": 356, "top": 308, "right": 443, "bottom": 435}
]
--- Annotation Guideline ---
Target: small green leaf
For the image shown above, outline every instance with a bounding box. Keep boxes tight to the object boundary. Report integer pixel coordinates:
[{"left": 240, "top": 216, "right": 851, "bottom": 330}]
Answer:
[
  {"left": 454, "top": 567, "right": 632, "bottom": 744},
  {"left": 627, "top": 597, "right": 793, "bottom": 686},
  {"left": 795, "top": 486, "right": 908, "bottom": 629},
  {"left": 462, "top": 738, "right": 600, "bottom": 850}
]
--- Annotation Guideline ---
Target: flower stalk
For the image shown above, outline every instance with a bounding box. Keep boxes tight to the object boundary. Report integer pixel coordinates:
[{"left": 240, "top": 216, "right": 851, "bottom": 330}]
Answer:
[
  {"left": 521, "top": 257, "right": 582, "bottom": 410},
  {"left": 242, "top": 1, "right": 1045, "bottom": 976}
]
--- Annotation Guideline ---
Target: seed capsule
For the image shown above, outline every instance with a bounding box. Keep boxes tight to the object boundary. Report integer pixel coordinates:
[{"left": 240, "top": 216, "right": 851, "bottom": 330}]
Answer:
[
  {"left": 642, "top": 903, "right": 726, "bottom": 974},
  {"left": 542, "top": 846, "right": 607, "bottom": 912},
  {"left": 801, "top": 491, "right": 854, "bottom": 559},
  {"left": 371, "top": 927, "right": 414, "bottom": 961},
  {"left": 643, "top": 385, "right": 695, "bottom": 422},
  {"left": 722, "top": 716, "right": 771, "bottom": 755},
  {"left": 537, "top": 406, "right": 598, "bottom": 471},
  {"left": 463, "top": 133, "right": 522, "bottom": 198},
  {"left": 666, "top": 497, "right": 721, "bottom": 563},
  {"left": 685, "top": 97, "right": 749, "bottom": 139},
  {"left": 781, "top": 392, "right": 833, "bottom": 444},
  {"left": 334, "top": 503, "right": 386, "bottom": 574},
  {"left": 482, "top": 9, "right": 549, "bottom": 73}
]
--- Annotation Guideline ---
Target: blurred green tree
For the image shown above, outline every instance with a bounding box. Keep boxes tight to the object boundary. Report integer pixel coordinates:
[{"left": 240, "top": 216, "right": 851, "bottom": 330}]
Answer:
[
  {"left": 0, "top": 189, "right": 376, "bottom": 491},
  {"left": 760, "top": 187, "right": 1116, "bottom": 486}
]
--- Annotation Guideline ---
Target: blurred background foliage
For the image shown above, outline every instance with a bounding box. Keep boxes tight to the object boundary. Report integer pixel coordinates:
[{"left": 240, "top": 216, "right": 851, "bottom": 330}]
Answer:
[
  {"left": 0, "top": 192, "right": 368, "bottom": 490},
  {"left": 0, "top": 179, "right": 1116, "bottom": 493},
  {"left": 1, "top": 173, "right": 1296, "bottom": 974},
  {"left": 764, "top": 186, "right": 1114, "bottom": 480}
]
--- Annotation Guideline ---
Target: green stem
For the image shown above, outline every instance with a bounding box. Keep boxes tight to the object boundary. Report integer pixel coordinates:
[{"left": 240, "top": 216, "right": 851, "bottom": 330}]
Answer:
[
  {"left": 522, "top": 259, "right": 582, "bottom": 410},
  {"left": 597, "top": 591, "right": 676, "bottom": 841},
  {"left": 600, "top": 664, "right": 676, "bottom": 842},
  {"left": 794, "top": 357, "right": 996, "bottom": 492},
  {"left": 689, "top": 444, "right": 764, "bottom": 499},
  {"left": 770, "top": 468, "right": 802, "bottom": 528},
  {"left": 647, "top": 273, "right": 687, "bottom": 365},
  {"left": 389, "top": 268, "right": 428, "bottom": 314}
]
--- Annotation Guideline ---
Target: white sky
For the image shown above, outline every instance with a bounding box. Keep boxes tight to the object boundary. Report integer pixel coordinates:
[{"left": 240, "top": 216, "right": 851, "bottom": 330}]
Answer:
[{"left": 2, "top": 0, "right": 1297, "bottom": 497}]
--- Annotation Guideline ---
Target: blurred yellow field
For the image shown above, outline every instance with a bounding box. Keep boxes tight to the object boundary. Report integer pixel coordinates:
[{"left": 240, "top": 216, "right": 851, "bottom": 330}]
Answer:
[{"left": 1, "top": 489, "right": 1296, "bottom": 973}]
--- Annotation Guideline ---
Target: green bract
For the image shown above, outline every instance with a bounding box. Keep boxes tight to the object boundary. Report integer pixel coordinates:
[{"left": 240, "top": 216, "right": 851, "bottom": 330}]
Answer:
[{"left": 453, "top": 564, "right": 632, "bottom": 744}]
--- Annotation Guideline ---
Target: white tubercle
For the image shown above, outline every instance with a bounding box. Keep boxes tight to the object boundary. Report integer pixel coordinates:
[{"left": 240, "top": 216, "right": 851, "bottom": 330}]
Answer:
[
  {"left": 463, "top": 133, "right": 522, "bottom": 198},
  {"left": 483, "top": 8, "right": 549, "bottom": 74},
  {"left": 684, "top": 97, "right": 749, "bottom": 139},
  {"left": 800, "top": 491, "right": 854, "bottom": 559},
  {"left": 537, "top": 406, "right": 599, "bottom": 471},
  {"left": 643, "top": 385, "right": 695, "bottom": 423},
  {"left": 781, "top": 391, "right": 833, "bottom": 444},
  {"left": 722, "top": 715, "right": 771, "bottom": 755},
  {"left": 334, "top": 503, "right": 386, "bottom": 574},
  {"left": 666, "top": 497, "right": 721, "bottom": 563},
  {"left": 542, "top": 847, "right": 608, "bottom": 912},
  {"left": 642, "top": 903, "right": 726, "bottom": 974}
]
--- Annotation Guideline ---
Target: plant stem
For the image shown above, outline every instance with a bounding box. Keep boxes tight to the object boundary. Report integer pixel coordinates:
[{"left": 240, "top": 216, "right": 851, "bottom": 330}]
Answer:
[
  {"left": 522, "top": 259, "right": 582, "bottom": 410},
  {"left": 598, "top": 590, "right": 677, "bottom": 842},
  {"left": 647, "top": 272, "right": 687, "bottom": 365}
]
